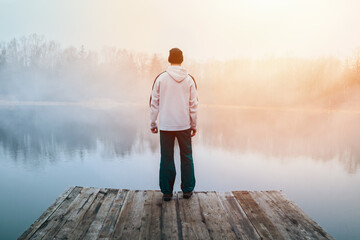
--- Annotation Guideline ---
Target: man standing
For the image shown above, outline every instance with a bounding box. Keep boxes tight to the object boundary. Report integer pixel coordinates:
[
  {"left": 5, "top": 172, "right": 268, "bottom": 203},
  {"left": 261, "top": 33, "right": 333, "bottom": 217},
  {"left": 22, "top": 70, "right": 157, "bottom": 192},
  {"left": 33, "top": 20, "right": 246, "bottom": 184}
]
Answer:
[{"left": 150, "top": 48, "right": 198, "bottom": 201}]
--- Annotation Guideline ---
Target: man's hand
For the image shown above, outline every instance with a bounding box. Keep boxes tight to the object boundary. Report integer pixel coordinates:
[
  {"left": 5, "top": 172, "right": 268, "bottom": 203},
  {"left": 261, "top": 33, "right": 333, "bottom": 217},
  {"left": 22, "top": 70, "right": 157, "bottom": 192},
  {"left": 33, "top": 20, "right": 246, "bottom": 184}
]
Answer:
[
  {"left": 151, "top": 127, "right": 158, "bottom": 134},
  {"left": 190, "top": 128, "right": 197, "bottom": 137}
]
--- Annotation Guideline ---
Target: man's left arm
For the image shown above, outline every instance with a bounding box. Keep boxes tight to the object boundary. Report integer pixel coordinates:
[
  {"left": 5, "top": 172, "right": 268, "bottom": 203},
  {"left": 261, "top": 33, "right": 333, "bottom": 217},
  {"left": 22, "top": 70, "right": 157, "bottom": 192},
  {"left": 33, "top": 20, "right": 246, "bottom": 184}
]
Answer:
[{"left": 150, "top": 79, "right": 160, "bottom": 133}]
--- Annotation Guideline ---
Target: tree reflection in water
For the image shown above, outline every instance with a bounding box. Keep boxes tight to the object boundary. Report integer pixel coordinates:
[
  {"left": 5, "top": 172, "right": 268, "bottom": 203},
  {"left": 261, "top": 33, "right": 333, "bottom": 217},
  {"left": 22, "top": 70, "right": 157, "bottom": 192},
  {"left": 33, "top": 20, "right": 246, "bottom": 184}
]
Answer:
[{"left": 0, "top": 104, "right": 359, "bottom": 173}]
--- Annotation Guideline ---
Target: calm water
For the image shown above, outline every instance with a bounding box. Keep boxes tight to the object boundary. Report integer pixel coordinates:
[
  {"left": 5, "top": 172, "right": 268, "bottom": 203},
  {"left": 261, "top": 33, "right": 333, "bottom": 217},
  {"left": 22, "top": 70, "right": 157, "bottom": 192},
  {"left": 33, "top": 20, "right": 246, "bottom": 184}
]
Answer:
[{"left": 0, "top": 103, "right": 359, "bottom": 239}]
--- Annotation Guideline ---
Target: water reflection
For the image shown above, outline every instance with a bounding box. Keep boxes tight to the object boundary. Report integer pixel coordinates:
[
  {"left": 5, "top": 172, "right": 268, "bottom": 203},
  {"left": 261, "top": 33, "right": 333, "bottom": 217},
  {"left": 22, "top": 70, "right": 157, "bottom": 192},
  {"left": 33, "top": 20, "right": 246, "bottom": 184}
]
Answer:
[
  {"left": 200, "top": 106, "right": 360, "bottom": 173},
  {"left": 0, "top": 105, "right": 151, "bottom": 165},
  {"left": 1, "top": 104, "right": 360, "bottom": 240},
  {"left": 0, "top": 104, "right": 359, "bottom": 173}
]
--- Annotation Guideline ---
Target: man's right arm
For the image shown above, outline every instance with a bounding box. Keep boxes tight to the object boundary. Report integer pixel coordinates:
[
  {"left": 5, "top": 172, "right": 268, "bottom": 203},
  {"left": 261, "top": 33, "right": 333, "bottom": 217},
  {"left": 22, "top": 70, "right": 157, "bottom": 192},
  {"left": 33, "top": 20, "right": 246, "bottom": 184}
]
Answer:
[{"left": 150, "top": 78, "right": 160, "bottom": 131}]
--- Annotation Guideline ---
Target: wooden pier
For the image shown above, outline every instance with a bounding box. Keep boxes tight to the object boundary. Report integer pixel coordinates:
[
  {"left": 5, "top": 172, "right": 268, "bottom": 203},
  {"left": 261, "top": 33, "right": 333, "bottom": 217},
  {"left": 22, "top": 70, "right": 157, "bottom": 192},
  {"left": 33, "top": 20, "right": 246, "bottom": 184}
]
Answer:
[{"left": 19, "top": 186, "right": 333, "bottom": 240}]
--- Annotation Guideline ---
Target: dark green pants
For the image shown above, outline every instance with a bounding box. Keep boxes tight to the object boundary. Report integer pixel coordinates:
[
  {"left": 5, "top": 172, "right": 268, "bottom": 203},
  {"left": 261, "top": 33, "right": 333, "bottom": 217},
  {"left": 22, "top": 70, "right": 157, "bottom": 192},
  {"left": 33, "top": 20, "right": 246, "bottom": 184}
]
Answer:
[{"left": 159, "top": 129, "right": 195, "bottom": 194}]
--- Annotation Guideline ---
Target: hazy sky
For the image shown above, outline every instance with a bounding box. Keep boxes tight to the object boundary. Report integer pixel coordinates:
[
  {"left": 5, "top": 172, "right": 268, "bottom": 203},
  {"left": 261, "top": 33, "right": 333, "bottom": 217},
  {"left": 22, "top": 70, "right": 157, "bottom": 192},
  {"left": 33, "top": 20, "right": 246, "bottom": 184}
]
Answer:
[{"left": 1, "top": 0, "right": 360, "bottom": 60}]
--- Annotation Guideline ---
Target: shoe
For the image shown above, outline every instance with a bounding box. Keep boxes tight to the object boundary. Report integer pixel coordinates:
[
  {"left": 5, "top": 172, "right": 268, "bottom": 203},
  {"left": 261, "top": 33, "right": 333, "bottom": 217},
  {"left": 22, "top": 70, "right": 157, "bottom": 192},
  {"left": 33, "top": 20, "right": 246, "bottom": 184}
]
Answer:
[
  {"left": 163, "top": 193, "right": 173, "bottom": 201},
  {"left": 183, "top": 191, "right": 193, "bottom": 199}
]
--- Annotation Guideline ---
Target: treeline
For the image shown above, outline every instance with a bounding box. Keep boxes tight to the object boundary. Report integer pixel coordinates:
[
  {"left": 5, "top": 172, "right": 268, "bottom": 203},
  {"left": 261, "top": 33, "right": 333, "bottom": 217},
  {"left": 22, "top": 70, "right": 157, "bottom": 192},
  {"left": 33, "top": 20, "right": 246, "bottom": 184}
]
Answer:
[
  {"left": 1, "top": 34, "right": 359, "bottom": 108},
  {"left": 188, "top": 53, "right": 360, "bottom": 108},
  {"left": 0, "top": 34, "right": 162, "bottom": 102}
]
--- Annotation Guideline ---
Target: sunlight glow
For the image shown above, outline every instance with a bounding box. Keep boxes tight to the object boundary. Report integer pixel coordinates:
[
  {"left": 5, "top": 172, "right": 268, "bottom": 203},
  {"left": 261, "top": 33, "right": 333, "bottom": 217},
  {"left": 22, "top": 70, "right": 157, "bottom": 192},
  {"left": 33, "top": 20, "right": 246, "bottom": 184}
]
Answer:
[{"left": 0, "top": 0, "right": 360, "bottom": 60}]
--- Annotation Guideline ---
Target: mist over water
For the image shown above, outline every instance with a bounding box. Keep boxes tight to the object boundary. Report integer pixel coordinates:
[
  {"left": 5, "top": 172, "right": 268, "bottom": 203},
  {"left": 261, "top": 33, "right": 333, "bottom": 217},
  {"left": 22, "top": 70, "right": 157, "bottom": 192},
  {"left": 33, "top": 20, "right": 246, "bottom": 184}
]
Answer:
[
  {"left": 1, "top": 35, "right": 360, "bottom": 239},
  {"left": 0, "top": 103, "right": 360, "bottom": 239},
  {"left": 1, "top": 104, "right": 359, "bottom": 173}
]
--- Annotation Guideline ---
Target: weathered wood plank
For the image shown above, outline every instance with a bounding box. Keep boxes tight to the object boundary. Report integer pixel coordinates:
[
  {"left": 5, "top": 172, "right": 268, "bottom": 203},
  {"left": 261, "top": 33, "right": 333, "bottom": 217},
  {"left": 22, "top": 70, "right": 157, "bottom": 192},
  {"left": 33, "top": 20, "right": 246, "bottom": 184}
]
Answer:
[
  {"left": 34, "top": 187, "right": 97, "bottom": 239},
  {"left": 161, "top": 192, "right": 179, "bottom": 240},
  {"left": 111, "top": 190, "right": 147, "bottom": 239},
  {"left": 264, "top": 191, "right": 334, "bottom": 240},
  {"left": 18, "top": 186, "right": 76, "bottom": 240},
  {"left": 138, "top": 191, "right": 162, "bottom": 240},
  {"left": 197, "top": 192, "right": 237, "bottom": 240},
  {"left": 67, "top": 189, "right": 109, "bottom": 240},
  {"left": 250, "top": 191, "right": 303, "bottom": 239},
  {"left": 18, "top": 188, "right": 333, "bottom": 240},
  {"left": 98, "top": 189, "right": 128, "bottom": 239},
  {"left": 218, "top": 192, "right": 261, "bottom": 240},
  {"left": 233, "top": 191, "right": 284, "bottom": 240},
  {"left": 81, "top": 188, "right": 119, "bottom": 240},
  {"left": 28, "top": 186, "right": 84, "bottom": 240},
  {"left": 52, "top": 187, "right": 100, "bottom": 239},
  {"left": 178, "top": 192, "right": 211, "bottom": 240}
]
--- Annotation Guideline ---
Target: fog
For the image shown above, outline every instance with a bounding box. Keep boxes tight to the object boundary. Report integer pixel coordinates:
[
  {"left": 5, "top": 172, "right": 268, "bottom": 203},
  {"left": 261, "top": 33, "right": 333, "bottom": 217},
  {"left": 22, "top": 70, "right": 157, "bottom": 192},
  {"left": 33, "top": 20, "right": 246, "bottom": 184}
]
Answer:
[
  {"left": 0, "top": 104, "right": 359, "bottom": 174},
  {"left": 1, "top": 34, "right": 360, "bottom": 174},
  {"left": 1, "top": 34, "right": 360, "bottom": 240},
  {"left": 1, "top": 34, "right": 360, "bottom": 108}
]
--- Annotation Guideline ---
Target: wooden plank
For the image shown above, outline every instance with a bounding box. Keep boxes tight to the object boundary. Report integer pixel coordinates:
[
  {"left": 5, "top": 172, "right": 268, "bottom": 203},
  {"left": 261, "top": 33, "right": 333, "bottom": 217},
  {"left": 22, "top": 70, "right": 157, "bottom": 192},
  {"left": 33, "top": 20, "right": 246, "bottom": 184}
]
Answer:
[
  {"left": 66, "top": 189, "right": 109, "bottom": 240},
  {"left": 32, "top": 187, "right": 98, "bottom": 239},
  {"left": 197, "top": 192, "right": 237, "bottom": 240},
  {"left": 264, "top": 191, "right": 334, "bottom": 240},
  {"left": 18, "top": 186, "right": 76, "bottom": 240},
  {"left": 51, "top": 187, "right": 100, "bottom": 239},
  {"left": 178, "top": 192, "right": 211, "bottom": 240},
  {"left": 28, "top": 186, "right": 84, "bottom": 240},
  {"left": 98, "top": 189, "right": 128, "bottom": 239},
  {"left": 111, "top": 190, "right": 147, "bottom": 239},
  {"left": 250, "top": 191, "right": 303, "bottom": 239},
  {"left": 161, "top": 192, "right": 179, "bottom": 240},
  {"left": 82, "top": 188, "right": 119, "bottom": 240},
  {"left": 19, "top": 187, "right": 334, "bottom": 240},
  {"left": 138, "top": 191, "right": 162, "bottom": 240},
  {"left": 218, "top": 192, "right": 261, "bottom": 240},
  {"left": 233, "top": 191, "right": 284, "bottom": 240}
]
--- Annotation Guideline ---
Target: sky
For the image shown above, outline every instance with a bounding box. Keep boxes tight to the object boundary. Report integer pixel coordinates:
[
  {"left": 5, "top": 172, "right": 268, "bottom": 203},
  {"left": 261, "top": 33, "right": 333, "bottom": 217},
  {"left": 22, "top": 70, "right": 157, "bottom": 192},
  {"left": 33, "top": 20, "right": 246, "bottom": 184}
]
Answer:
[{"left": 1, "top": 0, "right": 360, "bottom": 60}]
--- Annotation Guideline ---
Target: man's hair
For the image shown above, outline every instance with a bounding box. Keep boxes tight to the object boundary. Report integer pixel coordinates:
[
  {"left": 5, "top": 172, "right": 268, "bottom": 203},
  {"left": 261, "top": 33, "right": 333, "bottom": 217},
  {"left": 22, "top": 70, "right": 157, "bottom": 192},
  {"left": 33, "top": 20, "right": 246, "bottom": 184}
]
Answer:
[{"left": 168, "top": 48, "right": 183, "bottom": 64}]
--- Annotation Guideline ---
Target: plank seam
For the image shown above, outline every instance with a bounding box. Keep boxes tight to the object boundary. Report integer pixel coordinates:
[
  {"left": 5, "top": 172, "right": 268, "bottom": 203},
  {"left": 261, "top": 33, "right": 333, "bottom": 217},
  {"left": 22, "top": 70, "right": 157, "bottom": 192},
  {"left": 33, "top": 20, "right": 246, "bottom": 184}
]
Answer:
[
  {"left": 98, "top": 189, "right": 128, "bottom": 239},
  {"left": 232, "top": 191, "right": 263, "bottom": 239},
  {"left": 175, "top": 192, "right": 183, "bottom": 240},
  {"left": 159, "top": 193, "right": 164, "bottom": 240},
  {"left": 263, "top": 191, "right": 305, "bottom": 237},
  {"left": 91, "top": 188, "right": 119, "bottom": 239},
  {"left": 264, "top": 191, "right": 333, "bottom": 239},
  {"left": 110, "top": 189, "right": 131, "bottom": 239},
  {"left": 50, "top": 188, "right": 101, "bottom": 239},
  {"left": 196, "top": 193, "right": 215, "bottom": 240},
  {"left": 216, "top": 192, "right": 242, "bottom": 240},
  {"left": 70, "top": 189, "right": 108, "bottom": 239}
]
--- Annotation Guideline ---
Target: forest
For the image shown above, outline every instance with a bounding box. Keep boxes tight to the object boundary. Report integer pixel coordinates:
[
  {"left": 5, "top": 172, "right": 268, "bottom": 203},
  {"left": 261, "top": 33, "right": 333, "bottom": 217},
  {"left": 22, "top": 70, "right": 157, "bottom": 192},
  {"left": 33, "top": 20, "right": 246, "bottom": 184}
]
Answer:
[{"left": 0, "top": 34, "right": 359, "bottom": 110}]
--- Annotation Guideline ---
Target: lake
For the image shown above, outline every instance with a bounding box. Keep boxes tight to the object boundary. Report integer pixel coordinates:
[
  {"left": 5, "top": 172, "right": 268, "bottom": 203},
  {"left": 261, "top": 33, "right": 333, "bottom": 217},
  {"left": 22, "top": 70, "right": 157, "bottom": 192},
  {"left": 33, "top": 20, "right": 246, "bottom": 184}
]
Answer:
[{"left": 0, "top": 103, "right": 359, "bottom": 239}]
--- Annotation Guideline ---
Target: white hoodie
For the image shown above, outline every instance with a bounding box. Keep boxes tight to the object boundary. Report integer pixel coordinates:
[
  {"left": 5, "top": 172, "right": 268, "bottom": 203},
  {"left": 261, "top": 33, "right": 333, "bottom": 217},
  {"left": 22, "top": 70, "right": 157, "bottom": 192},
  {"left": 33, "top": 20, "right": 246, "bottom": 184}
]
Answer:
[{"left": 150, "top": 65, "right": 198, "bottom": 131}]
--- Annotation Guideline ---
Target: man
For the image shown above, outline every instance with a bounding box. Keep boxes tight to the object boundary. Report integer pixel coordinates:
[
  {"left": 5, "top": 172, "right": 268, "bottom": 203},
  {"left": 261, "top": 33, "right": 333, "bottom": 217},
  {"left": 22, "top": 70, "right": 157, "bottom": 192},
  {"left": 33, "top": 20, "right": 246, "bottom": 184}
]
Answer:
[{"left": 150, "top": 48, "right": 198, "bottom": 201}]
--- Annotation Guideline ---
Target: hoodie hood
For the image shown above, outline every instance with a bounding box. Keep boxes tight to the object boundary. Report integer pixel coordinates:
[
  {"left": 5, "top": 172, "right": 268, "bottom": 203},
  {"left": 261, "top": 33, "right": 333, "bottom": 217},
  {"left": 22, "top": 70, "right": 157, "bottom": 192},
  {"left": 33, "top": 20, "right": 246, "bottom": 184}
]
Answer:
[{"left": 166, "top": 65, "right": 188, "bottom": 83}]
